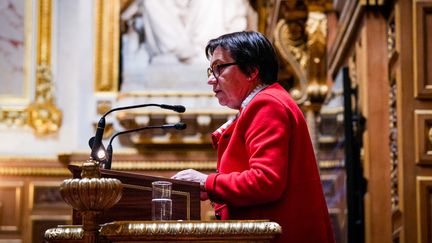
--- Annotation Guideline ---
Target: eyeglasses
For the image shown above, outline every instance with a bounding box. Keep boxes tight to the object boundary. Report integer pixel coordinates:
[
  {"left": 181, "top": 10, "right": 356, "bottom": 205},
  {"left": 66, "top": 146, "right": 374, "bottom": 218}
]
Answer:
[{"left": 207, "top": 62, "right": 238, "bottom": 78}]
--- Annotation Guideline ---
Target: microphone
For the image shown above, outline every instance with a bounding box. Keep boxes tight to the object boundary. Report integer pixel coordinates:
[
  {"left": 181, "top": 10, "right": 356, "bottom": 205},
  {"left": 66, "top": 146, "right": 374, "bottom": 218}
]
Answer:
[
  {"left": 104, "top": 104, "right": 186, "bottom": 116},
  {"left": 89, "top": 103, "right": 186, "bottom": 162},
  {"left": 160, "top": 104, "right": 186, "bottom": 113},
  {"left": 103, "top": 122, "right": 187, "bottom": 169},
  {"left": 90, "top": 117, "right": 106, "bottom": 162}
]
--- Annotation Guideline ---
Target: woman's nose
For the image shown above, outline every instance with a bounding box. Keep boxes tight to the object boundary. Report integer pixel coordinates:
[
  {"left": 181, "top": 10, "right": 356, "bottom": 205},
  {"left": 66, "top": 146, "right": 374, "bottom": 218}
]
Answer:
[{"left": 207, "top": 76, "right": 217, "bottom": 85}]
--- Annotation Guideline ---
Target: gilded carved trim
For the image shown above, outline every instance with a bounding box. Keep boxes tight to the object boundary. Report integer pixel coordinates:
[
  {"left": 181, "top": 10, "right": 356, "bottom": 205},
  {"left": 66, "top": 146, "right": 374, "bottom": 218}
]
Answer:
[
  {"left": 37, "top": 0, "right": 51, "bottom": 65},
  {"left": 0, "top": 167, "right": 69, "bottom": 176},
  {"left": 45, "top": 221, "right": 281, "bottom": 241},
  {"left": 29, "top": 0, "right": 63, "bottom": 135},
  {"left": 274, "top": 19, "right": 308, "bottom": 104},
  {"left": 27, "top": 63, "right": 62, "bottom": 136},
  {"left": 44, "top": 225, "right": 83, "bottom": 240},
  {"left": 0, "top": 0, "right": 62, "bottom": 136},
  {"left": 305, "top": 12, "right": 328, "bottom": 102},
  {"left": 100, "top": 220, "right": 281, "bottom": 239},
  {"left": 359, "top": 0, "right": 386, "bottom": 6},
  {"left": 319, "top": 160, "right": 345, "bottom": 169},
  {"left": 273, "top": 9, "right": 329, "bottom": 104},
  {"left": 255, "top": 0, "right": 280, "bottom": 35},
  {"left": 94, "top": 0, "right": 120, "bottom": 92},
  {"left": 387, "top": 19, "right": 396, "bottom": 61}
]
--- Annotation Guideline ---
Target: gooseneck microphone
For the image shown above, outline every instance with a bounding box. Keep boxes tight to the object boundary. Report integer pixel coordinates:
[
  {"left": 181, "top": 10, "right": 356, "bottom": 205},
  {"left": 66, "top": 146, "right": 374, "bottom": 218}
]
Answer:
[
  {"left": 89, "top": 104, "right": 186, "bottom": 162},
  {"left": 90, "top": 117, "right": 107, "bottom": 162},
  {"left": 104, "top": 104, "right": 186, "bottom": 116},
  {"left": 104, "top": 122, "right": 187, "bottom": 169}
]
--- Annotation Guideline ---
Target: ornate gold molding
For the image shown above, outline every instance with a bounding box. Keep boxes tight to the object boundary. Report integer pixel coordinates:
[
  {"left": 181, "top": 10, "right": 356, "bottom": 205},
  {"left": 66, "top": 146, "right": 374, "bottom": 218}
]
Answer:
[
  {"left": 27, "top": 63, "right": 62, "bottom": 136},
  {"left": 305, "top": 12, "right": 328, "bottom": 102},
  {"left": 45, "top": 226, "right": 83, "bottom": 240},
  {"left": 0, "top": 0, "right": 62, "bottom": 136},
  {"left": 319, "top": 160, "right": 345, "bottom": 169},
  {"left": 45, "top": 221, "right": 281, "bottom": 241},
  {"left": 100, "top": 220, "right": 281, "bottom": 239},
  {"left": 60, "top": 159, "right": 123, "bottom": 234},
  {"left": 274, "top": 18, "right": 309, "bottom": 104},
  {"left": 94, "top": 0, "right": 120, "bottom": 92},
  {"left": 0, "top": 167, "right": 69, "bottom": 176},
  {"left": 359, "top": 0, "right": 386, "bottom": 6},
  {"left": 272, "top": 3, "right": 329, "bottom": 105},
  {"left": 0, "top": 157, "right": 68, "bottom": 176}
]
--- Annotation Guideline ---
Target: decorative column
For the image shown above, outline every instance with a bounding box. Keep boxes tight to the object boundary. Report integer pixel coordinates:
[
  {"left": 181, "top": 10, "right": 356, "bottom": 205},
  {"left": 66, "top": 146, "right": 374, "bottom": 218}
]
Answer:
[{"left": 59, "top": 159, "right": 123, "bottom": 242}]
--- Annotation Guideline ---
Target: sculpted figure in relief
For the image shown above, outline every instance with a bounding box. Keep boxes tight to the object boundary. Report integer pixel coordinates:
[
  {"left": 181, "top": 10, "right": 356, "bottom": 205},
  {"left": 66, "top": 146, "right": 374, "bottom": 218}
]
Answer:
[{"left": 120, "top": 0, "right": 256, "bottom": 92}]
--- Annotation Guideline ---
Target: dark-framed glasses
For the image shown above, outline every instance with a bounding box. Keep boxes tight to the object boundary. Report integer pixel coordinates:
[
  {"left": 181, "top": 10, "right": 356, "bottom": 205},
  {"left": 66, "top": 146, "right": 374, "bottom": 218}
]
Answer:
[{"left": 207, "top": 62, "right": 238, "bottom": 78}]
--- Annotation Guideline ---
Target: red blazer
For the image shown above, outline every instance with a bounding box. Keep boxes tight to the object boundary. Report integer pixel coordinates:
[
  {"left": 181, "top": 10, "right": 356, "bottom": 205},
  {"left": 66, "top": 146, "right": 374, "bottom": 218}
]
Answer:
[{"left": 205, "top": 83, "right": 335, "bottom": 243}]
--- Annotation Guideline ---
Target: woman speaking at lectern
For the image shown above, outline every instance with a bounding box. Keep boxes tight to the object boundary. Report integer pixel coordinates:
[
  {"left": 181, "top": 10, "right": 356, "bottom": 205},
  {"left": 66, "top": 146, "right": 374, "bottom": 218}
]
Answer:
[{"left": 172, "top": 31, "right": 335, "bottom": 243}]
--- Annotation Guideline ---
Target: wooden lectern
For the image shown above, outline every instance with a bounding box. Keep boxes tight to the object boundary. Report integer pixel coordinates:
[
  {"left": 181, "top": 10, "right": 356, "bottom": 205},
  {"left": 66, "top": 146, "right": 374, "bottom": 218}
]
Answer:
[
  {"left": 45, "top": 164, "right": 281, "bottom": 242},
  {"left": 68, "top": 165, "right": 201, "bottom": 224}
]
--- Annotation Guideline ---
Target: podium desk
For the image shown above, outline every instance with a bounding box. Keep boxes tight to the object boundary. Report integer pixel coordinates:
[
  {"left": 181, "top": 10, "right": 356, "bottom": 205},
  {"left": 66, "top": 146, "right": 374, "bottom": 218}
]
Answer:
[
  {"left": 69, "top": 165, "right": 201, "bottom": 224},
  {"left": 45, "top": 165, "right": 281, "bottom": 243}
]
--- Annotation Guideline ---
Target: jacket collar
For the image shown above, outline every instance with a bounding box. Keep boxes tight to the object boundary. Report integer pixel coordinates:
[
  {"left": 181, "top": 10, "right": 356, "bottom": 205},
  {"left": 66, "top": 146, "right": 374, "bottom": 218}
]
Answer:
[{"left": 211, "top": 84, "right": 269, "bottom": 148}]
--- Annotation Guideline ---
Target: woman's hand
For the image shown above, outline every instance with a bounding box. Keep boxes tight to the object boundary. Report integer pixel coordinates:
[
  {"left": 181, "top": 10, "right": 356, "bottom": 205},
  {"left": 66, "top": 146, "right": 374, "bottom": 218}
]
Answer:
[{"left": 171, "top": 169, "right": 208, "bottom": 191}]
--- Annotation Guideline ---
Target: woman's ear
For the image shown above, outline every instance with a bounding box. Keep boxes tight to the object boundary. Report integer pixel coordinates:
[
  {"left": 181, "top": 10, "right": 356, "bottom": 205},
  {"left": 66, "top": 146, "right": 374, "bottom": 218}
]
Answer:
[{"left": 248, "top": 67, "right": 259, "bottom": 82}]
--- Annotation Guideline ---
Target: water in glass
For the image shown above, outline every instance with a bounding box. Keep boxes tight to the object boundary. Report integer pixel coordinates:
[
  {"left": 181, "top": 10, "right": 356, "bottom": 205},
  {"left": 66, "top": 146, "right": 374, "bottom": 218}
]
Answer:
[{"left": 151, "top": 198, "right": 172, "bottom": 220}]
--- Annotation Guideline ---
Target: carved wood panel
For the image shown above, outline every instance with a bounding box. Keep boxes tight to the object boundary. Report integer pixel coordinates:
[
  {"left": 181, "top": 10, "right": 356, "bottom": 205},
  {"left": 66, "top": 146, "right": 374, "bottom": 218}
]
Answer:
[
  {"left": 414, "top": 1, "right": 432, "bottom": 99},
  {"left": 29, "top": 181, "right": 69, "bottom": 209},
  {"left": 416, "top": 177, "right": 432, "bottom": 243},
  {"left": 0, "top": 182, "right": 23, "bottom": 233},
  {"left": 414, "top": 110, "right": 432, "bottom": 165}
]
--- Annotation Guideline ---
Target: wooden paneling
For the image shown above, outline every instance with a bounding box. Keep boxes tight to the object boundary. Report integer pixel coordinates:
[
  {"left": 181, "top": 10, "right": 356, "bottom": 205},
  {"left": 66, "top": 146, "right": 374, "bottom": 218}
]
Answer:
[
  {"left": 414, "top": 110, "right": 432, "bottom": 164},
  {"left": 416, "top": 177, "right": 432, "bottom": 243},
  {"left": 414, "top": 1, "right": 432, "bottom": 98},
  {"left": 396, "top": 0, "right": 418, "bottom": 241},
  {"left": 29, "top": 181, "right": 69, "bottom": 209},
  {"left": 358, "top": 11, "right": 392, "bottom": 243},
  {"left": 0, "top": 182, "right": 23, "bottom": 233},
  {"left": 0, "top": 157, "right": 73, "bottom": 242}
]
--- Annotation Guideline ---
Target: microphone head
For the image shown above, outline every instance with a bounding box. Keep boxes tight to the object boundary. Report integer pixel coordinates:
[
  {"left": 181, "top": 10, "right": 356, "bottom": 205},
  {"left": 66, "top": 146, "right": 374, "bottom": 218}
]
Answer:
[
  {"left": 174, "top": 122, "right": 187, "bottom": 130},
  {"left": 88, "top": 137, "right": 95, "bottom": 148},
  {"left": 160, "top": 104, "right": 186, "bottom": 113},
  {"left": 173, "top": 105, "right": 186, "bottom": 113}
]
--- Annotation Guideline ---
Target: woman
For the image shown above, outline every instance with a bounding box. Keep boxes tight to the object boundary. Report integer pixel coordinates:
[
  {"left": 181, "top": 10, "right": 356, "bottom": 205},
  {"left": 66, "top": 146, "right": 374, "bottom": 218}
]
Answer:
[{"left": 172, "top": 31, "right": 335, "bottom": 243}]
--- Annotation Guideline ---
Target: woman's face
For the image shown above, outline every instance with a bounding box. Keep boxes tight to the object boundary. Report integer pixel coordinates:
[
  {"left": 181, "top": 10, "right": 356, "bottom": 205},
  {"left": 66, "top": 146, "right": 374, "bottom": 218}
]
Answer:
[{"left": 207, "top": 47, "right": 255, "bottom": 110}]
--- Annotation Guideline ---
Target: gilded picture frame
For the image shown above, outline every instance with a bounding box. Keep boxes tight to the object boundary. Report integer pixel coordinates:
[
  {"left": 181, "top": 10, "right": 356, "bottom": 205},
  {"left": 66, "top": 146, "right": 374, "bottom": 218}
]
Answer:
[
  {"left": 0, "top": 0, "right": 61, "bottom": 136},
  {"left": 94, "top": 0, "right": 120, "bottom": 93}
]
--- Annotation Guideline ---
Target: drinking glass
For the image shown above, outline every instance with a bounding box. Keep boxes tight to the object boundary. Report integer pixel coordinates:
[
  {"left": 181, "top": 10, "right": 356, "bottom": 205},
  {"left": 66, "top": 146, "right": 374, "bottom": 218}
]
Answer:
[{"left": 151, "top": 181, "right": 172, "bottom": 220}]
